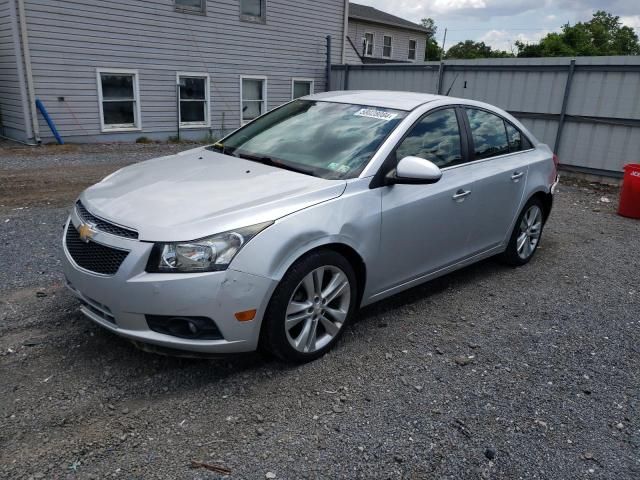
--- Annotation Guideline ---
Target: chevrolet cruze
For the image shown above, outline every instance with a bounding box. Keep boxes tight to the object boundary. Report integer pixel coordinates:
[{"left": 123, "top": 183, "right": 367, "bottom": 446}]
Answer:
[{"left": 62, "top": 91, "right": 559, "bottom": 362}]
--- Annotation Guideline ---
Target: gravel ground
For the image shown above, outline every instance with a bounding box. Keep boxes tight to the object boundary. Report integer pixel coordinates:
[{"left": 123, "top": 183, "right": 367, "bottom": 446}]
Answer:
[
  {"left": 1, "top": 143, "right": 639, "bottom": 479},
  {"left": 0, "top": 141, "right": 203, "bottom": 171}
]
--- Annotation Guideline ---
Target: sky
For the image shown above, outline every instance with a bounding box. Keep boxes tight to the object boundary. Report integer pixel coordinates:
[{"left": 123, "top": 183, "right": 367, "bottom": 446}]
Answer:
[{"left": 354, "top": 0, "right": 640, "bottom": 53}]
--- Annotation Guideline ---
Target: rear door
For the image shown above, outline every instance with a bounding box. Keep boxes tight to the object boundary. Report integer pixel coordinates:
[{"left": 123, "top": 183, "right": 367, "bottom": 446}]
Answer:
[{"left": 462, "top": 107, "right": 533, "bottom": 253}]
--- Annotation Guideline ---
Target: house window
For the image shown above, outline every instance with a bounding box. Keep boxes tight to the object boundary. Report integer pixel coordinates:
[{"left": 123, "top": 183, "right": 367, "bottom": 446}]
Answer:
[
  {"left": 292, "top": 78, "right": 314, "bottom": 99},
  {"left": 408, "top": 39, "right": 417, "bottom": 60},
  {"left": 240, "top": 0, "right": 266, "bottom": 23},
  {"left": 97, "top": 69, "right": 140, "bottom": 131},
  {"left": 177, "top": 73, "right": 209, "bottom": 127},
  {"left": 363, "top": 32, "right": 374, "bottom": 56},
  {"left": 383, "top": 35, "right": 392, "bottom": 58},
  {"left": 241, "top": 76, "right": 267, "bottom": 124},
  {"left": 175, "top": 0, "right": 205, "bottom": 14}
]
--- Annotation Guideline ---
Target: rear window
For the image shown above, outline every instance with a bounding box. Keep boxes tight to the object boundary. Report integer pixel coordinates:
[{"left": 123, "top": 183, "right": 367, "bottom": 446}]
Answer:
[{"left": 506, "top": 122, "right": 533, "bottom": 151}]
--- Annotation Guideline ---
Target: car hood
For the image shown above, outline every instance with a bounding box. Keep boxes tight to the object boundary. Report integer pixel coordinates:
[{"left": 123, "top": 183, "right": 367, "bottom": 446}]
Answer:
[{"left": 80, "top": 147, "right": 347, "bottom": 241}]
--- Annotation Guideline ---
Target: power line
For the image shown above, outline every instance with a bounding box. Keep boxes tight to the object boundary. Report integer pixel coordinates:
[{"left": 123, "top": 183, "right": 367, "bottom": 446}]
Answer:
[{"left": 444, "top": 27, "right": 558, "bottom": 31}]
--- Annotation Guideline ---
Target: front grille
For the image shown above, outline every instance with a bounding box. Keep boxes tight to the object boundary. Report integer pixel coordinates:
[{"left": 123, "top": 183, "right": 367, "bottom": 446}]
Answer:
[
  {"left": 76, "top": 201, "right": 138, "bottom": 239},
  {"left": 65, "top": 225, "right": 129, "bottom": 275}
]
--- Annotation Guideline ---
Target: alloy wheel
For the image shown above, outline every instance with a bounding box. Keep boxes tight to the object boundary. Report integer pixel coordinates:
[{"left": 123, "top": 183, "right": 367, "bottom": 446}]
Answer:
[
  {"left": 285, "top": 266, "right": 351, "bottom": 353},
  {"left": 517, "top": 205, "right": 543, "bottom": 260}
]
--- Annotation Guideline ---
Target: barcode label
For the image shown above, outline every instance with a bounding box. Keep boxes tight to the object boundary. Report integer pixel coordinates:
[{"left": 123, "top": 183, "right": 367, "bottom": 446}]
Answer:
[{"left": 354, "top": 109, "right": 398, "bottom": 121}]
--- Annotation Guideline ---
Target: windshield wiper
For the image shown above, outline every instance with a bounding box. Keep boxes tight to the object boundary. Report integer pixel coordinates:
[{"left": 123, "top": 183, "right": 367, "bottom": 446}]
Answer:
[
  {"left": 235, "top": 152, "right": 315, "bottom": 176},
  {"left": 207, "top": 143, "right": 237, "bottom": 157}
]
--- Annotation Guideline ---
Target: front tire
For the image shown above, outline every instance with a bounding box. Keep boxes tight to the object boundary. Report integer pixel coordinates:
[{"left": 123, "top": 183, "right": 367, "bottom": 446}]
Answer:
[
  {"left": 500, "top": 198, "right": 545, "bottom": 266},
  {"left": 260, "top": 250, "right": 357, "bottom": 363}
]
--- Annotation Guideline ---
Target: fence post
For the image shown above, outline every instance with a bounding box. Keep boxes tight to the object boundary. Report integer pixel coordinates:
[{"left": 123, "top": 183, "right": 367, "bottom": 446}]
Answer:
[
  {"left": 436, "top": 62, "right": 445, "bottom": 95},
  {"left": 344, "top": 64, "right": 350, "bottom": 90},
  {"left": 326, "top": 35, "right": 332, "bottom": 92},
  {"left": 554, "top": 58, "right": 576, "bottom": 155}
]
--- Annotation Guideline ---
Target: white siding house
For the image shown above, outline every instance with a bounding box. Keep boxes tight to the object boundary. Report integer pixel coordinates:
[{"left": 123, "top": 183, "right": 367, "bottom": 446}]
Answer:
[
  {"left": 0, "top": 0, "right": 30, "bottom": 141},
  {"left": 0, "top": 0, "right": 347, "bottom": 144},
  {"left": 345, "top": 3, "right": 431, "bottom": 65}
]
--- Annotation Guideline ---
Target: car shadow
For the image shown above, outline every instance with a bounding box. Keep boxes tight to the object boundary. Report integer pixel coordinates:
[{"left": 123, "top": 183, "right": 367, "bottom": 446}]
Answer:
[{"left": 37, "top": 256, "right": 515, "bottom": 397}]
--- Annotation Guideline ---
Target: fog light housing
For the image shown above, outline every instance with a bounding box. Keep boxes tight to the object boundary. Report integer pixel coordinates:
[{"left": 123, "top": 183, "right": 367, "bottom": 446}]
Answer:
[{"left": 146, "top": 315, "right": 223, "bottom": 340}]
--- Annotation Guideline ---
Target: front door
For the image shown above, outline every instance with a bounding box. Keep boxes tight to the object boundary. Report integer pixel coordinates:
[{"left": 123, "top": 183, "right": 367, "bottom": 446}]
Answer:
[{"left": 373, "top": 107, "right": 478, "bottom": 294}]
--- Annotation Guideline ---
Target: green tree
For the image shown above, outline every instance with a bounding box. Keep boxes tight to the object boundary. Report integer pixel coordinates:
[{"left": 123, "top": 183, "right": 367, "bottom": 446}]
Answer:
[
  {"left": 421, "top": 17, "right": 436, "bottom": 33},
  {"left": 516, "top": 11, "right": 640, "bottom": 57},
  {"left": 421, "top": 17, "right": 443, "bottom": 61},
  {"left": 445, "top": 40, "right": 513, "bottom": 59}
]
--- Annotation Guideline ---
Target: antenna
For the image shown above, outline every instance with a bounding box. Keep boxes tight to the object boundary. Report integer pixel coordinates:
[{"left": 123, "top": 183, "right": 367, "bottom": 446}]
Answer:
[{"left": 445, "top": 73, "right": 459, "bottom": 96}]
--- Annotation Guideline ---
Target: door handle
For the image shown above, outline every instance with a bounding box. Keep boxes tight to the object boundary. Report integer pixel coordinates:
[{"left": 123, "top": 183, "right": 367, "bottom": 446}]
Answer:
[
  {"left": 511, "top": 171, "right": 525, "bottom": 181},
  {"left": 452, "top": 189, "right": 471, "bottom": 202}
]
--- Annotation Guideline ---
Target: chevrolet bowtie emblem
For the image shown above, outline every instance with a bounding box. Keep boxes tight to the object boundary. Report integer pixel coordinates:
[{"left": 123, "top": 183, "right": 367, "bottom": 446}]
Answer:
[{"left": 77, "top": 222, "right": 97, "bottom": 243}]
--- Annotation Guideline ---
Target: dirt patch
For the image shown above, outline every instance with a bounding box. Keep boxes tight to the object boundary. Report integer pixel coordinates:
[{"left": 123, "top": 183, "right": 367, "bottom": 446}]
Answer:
[
  {"left": 0, "top": 163, "right": 130, "bottom": 208},
  {"left": 0, "top": 141, "right": 202, "bottom": 208}
]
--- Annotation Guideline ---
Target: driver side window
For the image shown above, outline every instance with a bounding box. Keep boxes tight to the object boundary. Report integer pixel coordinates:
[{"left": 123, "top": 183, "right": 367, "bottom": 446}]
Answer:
[{"left": 395, "top": 108, "right": 463, "bottom": 169}]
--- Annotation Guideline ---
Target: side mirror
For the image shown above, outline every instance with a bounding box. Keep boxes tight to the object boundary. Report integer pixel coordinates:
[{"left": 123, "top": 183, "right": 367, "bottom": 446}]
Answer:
[{"left": 385, "top": 156, "right": 443, "bottom": 185}]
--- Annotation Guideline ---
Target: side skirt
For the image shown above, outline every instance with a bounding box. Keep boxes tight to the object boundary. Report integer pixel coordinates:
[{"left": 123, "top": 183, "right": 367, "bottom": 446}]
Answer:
[{"left": 361, "top": 245, "right": 505, "bottom": 307}]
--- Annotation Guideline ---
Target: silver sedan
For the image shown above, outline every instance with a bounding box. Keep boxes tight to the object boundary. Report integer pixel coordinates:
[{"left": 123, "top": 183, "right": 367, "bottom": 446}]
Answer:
[{"left": 62, "top": 91, "right": 559, "bottom": 362}]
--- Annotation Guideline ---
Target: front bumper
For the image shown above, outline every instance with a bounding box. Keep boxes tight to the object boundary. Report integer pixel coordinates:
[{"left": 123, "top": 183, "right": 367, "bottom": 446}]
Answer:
[{"left": 62, "top": 213, "right": 278, "bottom": 354}]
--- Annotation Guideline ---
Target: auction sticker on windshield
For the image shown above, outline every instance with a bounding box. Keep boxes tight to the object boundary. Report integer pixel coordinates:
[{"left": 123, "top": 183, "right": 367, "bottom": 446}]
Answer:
[{"left": 354, "top": 108, "right": 398, "bottom": 121}]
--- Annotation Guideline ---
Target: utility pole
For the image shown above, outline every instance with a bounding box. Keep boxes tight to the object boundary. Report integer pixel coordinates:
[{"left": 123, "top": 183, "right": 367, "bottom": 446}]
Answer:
[
  {"left": 437, "top": 28, "right": 447, "bottom": 95},
  {"left": 440, "top": 28, "right": 447, "bottom": 62}
]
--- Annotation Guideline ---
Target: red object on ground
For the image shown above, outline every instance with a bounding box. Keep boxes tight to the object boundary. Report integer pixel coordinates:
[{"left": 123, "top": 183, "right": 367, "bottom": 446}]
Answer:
[{"left": 618, "top": 164, "right": 640, "bottom": 219}]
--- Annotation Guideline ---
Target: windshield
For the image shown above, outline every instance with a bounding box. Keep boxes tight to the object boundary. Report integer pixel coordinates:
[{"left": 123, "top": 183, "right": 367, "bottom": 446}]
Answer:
[{"left": 210, "top": 100, "right": 407, "bottom": 179}]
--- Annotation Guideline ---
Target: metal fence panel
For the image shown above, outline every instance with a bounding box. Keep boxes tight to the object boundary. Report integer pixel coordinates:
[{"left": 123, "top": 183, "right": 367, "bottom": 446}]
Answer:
[
  {"left": 519, "top": 118, "right": 558, "bottom": 151},
  {"left": 331, "top": 56, "right": 640, "bottom": 176}
]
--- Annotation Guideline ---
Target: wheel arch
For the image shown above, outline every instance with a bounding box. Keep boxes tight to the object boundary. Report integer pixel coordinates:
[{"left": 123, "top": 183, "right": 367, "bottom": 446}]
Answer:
[
  {"left": 529, "top": 190, "right": 553, "bottom": 222},
  {"left": 277, "top": 241, "right": 367, "bottom": 308}
]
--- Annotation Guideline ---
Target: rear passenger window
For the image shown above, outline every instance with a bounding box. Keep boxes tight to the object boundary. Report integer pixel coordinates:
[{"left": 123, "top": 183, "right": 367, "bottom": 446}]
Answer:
[
  {"left": 395, "top": 108, "right": 463, "bottom": 168},
  {"left": 506, "top": 122, "right": 534, "bottom": 151},
  {"left": 465, "top": 108, "right": 510, "bottom": 159},
  {"left": 505, "top": 123, "right": 522, "bottom": 152}
]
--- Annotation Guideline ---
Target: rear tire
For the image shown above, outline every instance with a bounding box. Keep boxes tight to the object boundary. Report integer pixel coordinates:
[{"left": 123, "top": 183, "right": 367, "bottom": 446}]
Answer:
[
  {"left": 260, "top": 250, "right": 357, "bottom": 363},
  {"left": 500, "top": 197, "right": 545, "bottom": 266}
]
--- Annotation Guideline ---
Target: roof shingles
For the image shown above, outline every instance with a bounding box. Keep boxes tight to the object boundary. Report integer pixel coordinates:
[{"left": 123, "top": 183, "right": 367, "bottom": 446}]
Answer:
[{"left": 349, "top": 3, "right": 431, "bottom": 34}]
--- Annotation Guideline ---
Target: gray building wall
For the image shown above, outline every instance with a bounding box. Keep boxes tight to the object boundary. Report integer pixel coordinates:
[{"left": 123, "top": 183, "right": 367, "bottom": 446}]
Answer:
[
  {"left": 344, "top": 36, "right": 363, "bottom": 65},
  {"left": 14, "top": 0, "right": 346, "bottom": 143},
  {"left": 346, "top": 19, "right": 427, "bottom": 64},
  {"left": 331, "top": 56, "right": 640, "bottom": 176},
  {"left": 0, "top": 0, "right": 29, "bottom": 141}
]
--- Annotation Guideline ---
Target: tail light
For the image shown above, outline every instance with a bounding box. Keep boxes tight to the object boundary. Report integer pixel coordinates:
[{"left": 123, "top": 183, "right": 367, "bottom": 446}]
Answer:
[{"left": 552, "top": 154, "right": 559, "bottom": 168}]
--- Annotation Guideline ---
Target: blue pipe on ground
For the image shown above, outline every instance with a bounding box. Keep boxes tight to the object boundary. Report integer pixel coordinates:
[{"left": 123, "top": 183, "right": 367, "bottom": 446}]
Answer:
[{"left": 35, "top": 98, "right": 64, "bottom": 145}]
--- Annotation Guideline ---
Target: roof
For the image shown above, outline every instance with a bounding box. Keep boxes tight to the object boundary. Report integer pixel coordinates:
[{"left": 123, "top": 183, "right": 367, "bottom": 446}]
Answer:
[
  {"left": 349, "top": 3, "right": 431, "bottom": 34},
  {"left": 307, "top": 90, "right": 443, "bottom": 111}
]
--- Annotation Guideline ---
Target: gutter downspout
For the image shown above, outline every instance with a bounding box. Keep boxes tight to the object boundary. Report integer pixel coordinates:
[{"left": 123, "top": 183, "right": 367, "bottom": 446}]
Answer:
[
  {"left": 17, "top": 0, "right": 40, "bottom": 144},
  {"left": 8, "top": 0, "right": 34, "bottom": 143},
  {"left": 341, "top": 0, "right": 348, "bottom": 64},
  {"left": 36, "top": 99, "right": 63, "bottom": 144}
]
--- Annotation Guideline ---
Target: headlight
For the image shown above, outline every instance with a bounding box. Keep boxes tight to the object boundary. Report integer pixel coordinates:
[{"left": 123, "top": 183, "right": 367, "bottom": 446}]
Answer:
[{"left": 147, "top": 221, "right": 272, "bottom": 273}]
